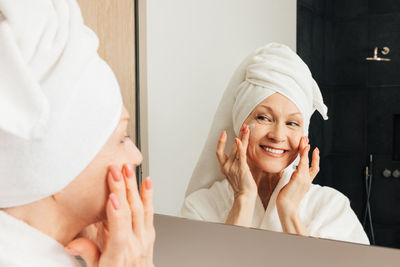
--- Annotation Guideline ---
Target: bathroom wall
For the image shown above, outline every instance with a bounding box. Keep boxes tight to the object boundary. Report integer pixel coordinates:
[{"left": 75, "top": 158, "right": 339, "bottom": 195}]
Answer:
[
  {"left": 298, "top": 0, "right": 400, "bottom": 248},
  {"left": 77, "top": 0, "right": 137, "bottom": 139}
]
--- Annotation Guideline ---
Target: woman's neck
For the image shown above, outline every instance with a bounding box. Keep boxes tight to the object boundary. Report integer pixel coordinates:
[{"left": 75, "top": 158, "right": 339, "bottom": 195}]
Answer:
[
  {"left": 249, "top": 163, "right": 283, "bottom": 210},
  {"left": 4, "top": 197, "right": 90, "bottom": 246}
]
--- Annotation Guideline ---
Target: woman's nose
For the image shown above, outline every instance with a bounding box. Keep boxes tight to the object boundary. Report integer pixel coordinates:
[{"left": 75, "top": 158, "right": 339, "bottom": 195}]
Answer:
[
  {"left": 267, "top": 124, "right": 286, "bottom": 143},
  {"left": 129, "top": 139, "right": 143, "bottom": 166}
]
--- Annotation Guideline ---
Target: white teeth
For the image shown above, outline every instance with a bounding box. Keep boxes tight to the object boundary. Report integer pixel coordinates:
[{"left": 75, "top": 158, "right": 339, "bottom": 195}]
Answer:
[{"left": 262, "top": 146, "right": 285, "bottom": 154}]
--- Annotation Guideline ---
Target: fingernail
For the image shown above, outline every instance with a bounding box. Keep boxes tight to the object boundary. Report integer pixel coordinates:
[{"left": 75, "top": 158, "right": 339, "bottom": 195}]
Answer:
[
  {"left": 220, "top": 131, "right": 226, "bottom": 138},
  {"left": 145, "top": 177, "right": 152, "bottom": 190},
  {"left": 124, "top": 163, "right": 134, "bottom": 178},
  {"left": 66, "top": 247, "right": 80, "bottom": 256},
  {"left": 235, "top": 138, "right": 239, "bottom": 144},
  {"left": 241, "top": 125, "right": 245, "bottom": 132},
  {"left": 316, "top": 147, "right": 320, "bottom": 153},
  {"left": 248, "top": 124, "right": 252, "bottom": 132},
  {"left": 110, "top": 166, "right": 122, "bottom": 182},
  {"left": 110, "top": 193, "right": 120, "bottom": 210}
]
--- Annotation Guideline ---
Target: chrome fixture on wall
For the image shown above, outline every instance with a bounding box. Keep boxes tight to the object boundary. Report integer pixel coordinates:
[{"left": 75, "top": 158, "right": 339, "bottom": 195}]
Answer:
[{"left": 366, "top": 46, "right": 391, "bottom": 61}]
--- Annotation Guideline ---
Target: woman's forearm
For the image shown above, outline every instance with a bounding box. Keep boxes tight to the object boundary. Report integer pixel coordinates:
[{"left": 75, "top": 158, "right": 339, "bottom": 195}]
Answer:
[
  {"left": 278, "top": 211, "right": 309, "bottom": 236},
  {"left": 225, "top": 194, "right": 257, "bottom": 227}
]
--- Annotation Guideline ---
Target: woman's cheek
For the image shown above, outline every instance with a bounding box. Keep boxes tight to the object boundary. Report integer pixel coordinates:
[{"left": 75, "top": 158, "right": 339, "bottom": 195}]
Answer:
[
  {"left": 292, "top": 133, "right": 302, "bottom": 149},
  {"left": 248, "top": 137, "right": 258, "bottom": 154}
]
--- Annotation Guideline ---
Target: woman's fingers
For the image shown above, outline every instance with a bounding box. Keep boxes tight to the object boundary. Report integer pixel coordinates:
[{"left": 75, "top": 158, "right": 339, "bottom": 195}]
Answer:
[
  {"left": 235, "top": 138, "right": 246, "bottom": 162},
  {"left": 309, "top": 147, "right": 320, "bottom": 181},
  {"left": 228, "top": 138, "right": 238, "bottom": 160},
  {"left": 122, "top": 164, "right": 145, "bottom": 236},
  {"left": 297, "top": 138, "right": 310, "bottom": 174},
  {"left": 297, "top": 137, "right": 320, "bottom": 181},
  {"left": 71, "top": 164, "right": 154, "bottom": 266},
  {"left": 228, "top": 124, "right": 247, "bottom": 161},
  {"left": 140, "top": 178, "right": 155, "bottom": 265},
  {"left": 298, "top": 136, "right": 307, "bottom": 151},
  {"left": 216, "top": 130, "right": 229, "bottom": 166},
  {"left": 125, "top": 169, "right": 155, "bottom": 265},
  {"left": 241, "top": 124, "right": 250, "bottom": 151},
  {"left": 66, "top": 237, "right": 100, "bottom": 267},
  {"left": 140, "top": 176, "right": 155, "bottom": 233},
  {"left": 218, "top": 126, "right": 248, "bottom": 166},
  {"left": 107, "top": 165, "right": 130, "bottom": 209},
  {"left": 105, "top": 166, "right": 132, "bottom": 246}
]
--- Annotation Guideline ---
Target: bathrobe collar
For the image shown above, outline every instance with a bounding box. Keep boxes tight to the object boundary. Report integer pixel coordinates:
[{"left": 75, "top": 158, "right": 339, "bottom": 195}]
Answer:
[
  {"left": 0, "top": 211, "right": 82, "bottom": 267},
  {"left": 258, "top": 171, "right": 291, "bottom": 231},
  {"left": 247, "top": 169, "right": 292, "bottom": 231}
]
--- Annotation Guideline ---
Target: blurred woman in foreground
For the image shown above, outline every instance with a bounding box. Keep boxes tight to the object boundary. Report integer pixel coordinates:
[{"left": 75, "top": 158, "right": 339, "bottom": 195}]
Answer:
[{"left": 0, "top": 0, "right": 154, "bottom": 266}]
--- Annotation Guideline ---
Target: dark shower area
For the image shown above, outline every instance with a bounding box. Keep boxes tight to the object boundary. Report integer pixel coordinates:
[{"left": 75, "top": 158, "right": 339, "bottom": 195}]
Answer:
[{"left": 297, "top": 0, "right": 400, "bottom": 248}]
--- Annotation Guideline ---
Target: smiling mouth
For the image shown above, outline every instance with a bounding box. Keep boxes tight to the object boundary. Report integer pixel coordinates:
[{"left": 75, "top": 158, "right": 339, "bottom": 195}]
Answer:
[{"left": 260, "top": 145, "right": 288, "bottom": 155}]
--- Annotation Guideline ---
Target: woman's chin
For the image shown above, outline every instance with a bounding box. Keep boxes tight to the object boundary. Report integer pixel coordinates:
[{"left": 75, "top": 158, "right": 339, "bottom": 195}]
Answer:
[
  {"left": 253, "top": 158, "right": 290, "bottom": 174},
  {"left": 261, "top": 167, "right": 285, "bottom": 174}
]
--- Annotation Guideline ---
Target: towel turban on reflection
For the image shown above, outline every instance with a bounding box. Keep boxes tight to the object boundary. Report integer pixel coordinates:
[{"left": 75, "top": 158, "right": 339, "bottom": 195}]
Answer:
[
  {"left": 185, "top": 43, "right": 328, "bottom": 197},
  {"left": 0, "top": 0, "right": 122, "bottom": 207}
]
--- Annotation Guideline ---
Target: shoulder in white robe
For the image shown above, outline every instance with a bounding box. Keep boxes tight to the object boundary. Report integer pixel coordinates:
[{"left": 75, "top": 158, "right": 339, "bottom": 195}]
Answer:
[
  {"left": 0, "top": 211, "right": 83, "bottom": 267},
  {"left": 181, "top": 177, "right": 370, "bottom": 245}
]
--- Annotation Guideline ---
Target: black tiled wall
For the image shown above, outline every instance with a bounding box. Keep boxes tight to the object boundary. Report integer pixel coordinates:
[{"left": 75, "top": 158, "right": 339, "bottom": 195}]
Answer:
[{"left": 298, "top": 0, "right": 400, "bottom": 249}]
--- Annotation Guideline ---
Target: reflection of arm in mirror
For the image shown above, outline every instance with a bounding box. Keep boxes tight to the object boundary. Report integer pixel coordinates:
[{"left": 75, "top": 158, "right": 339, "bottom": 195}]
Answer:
[
  {"left": 216, "top": 125, "right": 257, "bottom": 227},
  {"left": 275, "top": 136, "right": 317, "bottom": 236},
  {"left": 181, "top": 43, "right": 369, "bottom": 245}
]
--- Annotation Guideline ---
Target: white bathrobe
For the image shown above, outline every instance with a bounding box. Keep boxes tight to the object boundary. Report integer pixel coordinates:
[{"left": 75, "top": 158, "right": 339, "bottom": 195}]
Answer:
[
  {"left": 181, "top": 171, "right": 370, "bottom": 245},
  {"left": 0, "top": 211, "right": 83, "bottom": 267}
]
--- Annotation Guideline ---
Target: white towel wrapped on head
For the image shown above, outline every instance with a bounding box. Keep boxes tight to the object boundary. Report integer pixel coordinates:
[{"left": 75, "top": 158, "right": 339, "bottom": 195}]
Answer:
[
  {"left": 233, "top": 43, "right": 328, "bottom": 136},
  {"left": 0, "top": 0, "right": 123, "bottom": 207}
]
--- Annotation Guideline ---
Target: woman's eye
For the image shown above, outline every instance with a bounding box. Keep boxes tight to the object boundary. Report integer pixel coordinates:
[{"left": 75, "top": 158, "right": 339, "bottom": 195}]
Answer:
[
  {"left": 120, "top": 135, "right": 131, "bottom": 144},
  {"left": 287, "top": 122, "right": 300, "bottom": 127},
  {"left": 256, "top": 115, "right": 272, "bottom": 122}
]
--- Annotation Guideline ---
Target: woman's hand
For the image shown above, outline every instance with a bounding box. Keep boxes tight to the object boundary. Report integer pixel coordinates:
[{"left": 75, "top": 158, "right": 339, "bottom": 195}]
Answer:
[
  {"left": 217, "top": 124, "right": 257, "bottom": 227},
  {"left": 276, "top": 136, "right": 320, "bottom": 236},
  {"left": 216, "top": 124, "right": 257, "bottom": 198},
  {"left": 66, "top": 164, "right": 155, "bottom": 267}
]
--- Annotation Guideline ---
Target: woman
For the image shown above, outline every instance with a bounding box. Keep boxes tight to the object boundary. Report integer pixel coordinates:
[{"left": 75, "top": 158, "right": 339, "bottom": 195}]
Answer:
[
  {"left": 181, "top": 43, "right": 369, "bottom": 244},
  {"left": 0, "top": 0, "right": 154, "bottom": 266}
]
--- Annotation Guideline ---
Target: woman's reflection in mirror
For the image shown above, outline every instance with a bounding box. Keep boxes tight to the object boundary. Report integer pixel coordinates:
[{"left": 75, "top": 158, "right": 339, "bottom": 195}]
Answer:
[{"left": 181, "top": 43, "right": 369, "bottom": 245}]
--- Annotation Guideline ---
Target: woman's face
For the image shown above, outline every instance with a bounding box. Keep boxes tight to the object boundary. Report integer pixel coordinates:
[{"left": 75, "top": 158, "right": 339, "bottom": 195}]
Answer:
[
  {"left": 55, "top": 106, "right": 142, "bottom": 223},
  {"left": 244, "top": 93, "right": 304, "bottom": 174}
]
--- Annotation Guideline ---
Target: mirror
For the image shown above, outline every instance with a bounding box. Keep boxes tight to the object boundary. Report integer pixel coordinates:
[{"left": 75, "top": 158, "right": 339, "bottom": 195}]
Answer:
[
  {"left": 145, "top": 0, "right": 400, "bottom": 249},
  {"left": 297, "top": 0, "right": 400, "bottom": 249},
  {"left": 146, "top": 0, "right": 296, "bottom": 214}
]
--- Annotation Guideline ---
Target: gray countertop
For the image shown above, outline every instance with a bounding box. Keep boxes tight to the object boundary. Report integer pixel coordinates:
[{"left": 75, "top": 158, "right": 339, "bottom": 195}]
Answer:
[{"left": 154, "top": 214, "right": 400, "bottom": 267}]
